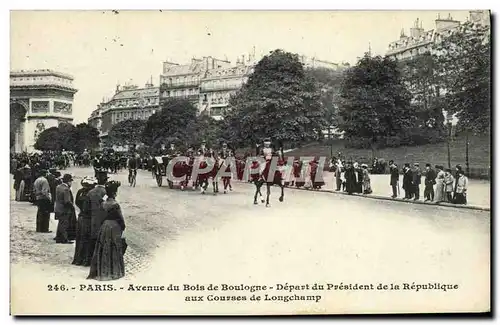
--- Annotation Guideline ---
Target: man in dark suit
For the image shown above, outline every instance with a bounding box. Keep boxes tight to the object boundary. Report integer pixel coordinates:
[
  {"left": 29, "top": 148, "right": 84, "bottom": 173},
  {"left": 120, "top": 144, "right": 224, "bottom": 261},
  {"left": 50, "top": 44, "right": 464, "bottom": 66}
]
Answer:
[
  {"left": 402, "top": 163, "right": 413, "bottom": 199},
  {"left": 424, "top": 163, "right": 436, "bottom": 202},
  {"left": 54, "top": 174, "right": 75, "bottom": 244},
  {"left": 389, "top": 160, "right": 399, "bottom": 198},
  {"left": 88, "top": 170, "right": 108, "bottom": 256},
  {"left": 412, "top": 163, "right": 422, "bottom": 200}
]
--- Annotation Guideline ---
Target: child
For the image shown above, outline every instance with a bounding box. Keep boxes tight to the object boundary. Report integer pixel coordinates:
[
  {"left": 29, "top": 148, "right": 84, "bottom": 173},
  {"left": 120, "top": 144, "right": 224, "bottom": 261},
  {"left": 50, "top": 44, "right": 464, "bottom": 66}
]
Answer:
[
  {"left": 443, "top": 168, "right": 455, "bottom": 203},
  {"left": 361, "top": 164, "right": 372, "bottom": 194}
]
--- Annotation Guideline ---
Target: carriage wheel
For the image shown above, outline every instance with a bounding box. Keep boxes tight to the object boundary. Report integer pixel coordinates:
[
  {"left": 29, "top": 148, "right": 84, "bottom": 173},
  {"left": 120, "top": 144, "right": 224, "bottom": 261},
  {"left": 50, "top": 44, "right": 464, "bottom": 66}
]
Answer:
[
  {"left": 156, "top": 174, "right": 163, "bottom": 187},
  {"left": 168, "top": 180, "right": 174, "bottom": 189}
]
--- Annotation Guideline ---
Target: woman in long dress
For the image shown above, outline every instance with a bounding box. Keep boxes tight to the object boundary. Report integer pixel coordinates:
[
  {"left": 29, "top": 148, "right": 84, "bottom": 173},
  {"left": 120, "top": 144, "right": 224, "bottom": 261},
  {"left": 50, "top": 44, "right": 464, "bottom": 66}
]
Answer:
[
  {"left": 434, "top": 165, "right": 445, "bottom": 202},
  {"left": 361, "top": 164, "right": 372, "bottom": 194},
  {"left": 72, "top": 177, "right": 96, "bottom": 266},
  {"left": 87, "top": 180, "right": 126, "bottom": 281}
]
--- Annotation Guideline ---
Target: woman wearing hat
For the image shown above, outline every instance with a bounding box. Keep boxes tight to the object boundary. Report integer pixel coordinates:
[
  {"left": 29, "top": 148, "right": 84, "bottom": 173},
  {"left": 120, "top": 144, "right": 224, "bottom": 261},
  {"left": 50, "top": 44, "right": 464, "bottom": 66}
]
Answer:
[
  {"left": 361, "top": 164, "right": 372, "bottom": 194},
  {"left": 88, "top": 180, "right": 126, "bottom": 281},
  {"left": 54, "top": 173, "right": 76, "bottom": 244},
  {"left": 72, "top": 177, "right": 97, "bottom": 266}
]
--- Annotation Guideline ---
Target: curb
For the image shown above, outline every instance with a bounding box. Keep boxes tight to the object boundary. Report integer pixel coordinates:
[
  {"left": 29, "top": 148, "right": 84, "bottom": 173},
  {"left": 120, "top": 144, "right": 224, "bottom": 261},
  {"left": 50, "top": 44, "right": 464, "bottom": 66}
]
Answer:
[
  {"left": 236, "top": 181, "right": 490, "bottom": 212},
  {"left": 290, "top": 186, "right": 490, "bottom": 212}
]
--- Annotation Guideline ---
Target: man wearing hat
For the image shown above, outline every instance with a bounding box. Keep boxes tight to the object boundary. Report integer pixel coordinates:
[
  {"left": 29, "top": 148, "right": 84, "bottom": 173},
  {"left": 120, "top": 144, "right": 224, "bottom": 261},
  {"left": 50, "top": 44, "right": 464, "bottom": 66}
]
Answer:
[
  {"left": 411, "top": 162, "right": 422, "bottom": 200},
  {"left": 46, "top": 168, "right": 59, "bottom": 211},
  {"left": 199, "top": 140, "right": 208, "bottom": 155},
  {"left": 261, "top": 138, "right": 273, "bottom": 161},
  {"left": 33, "top": 169, "right": 52, "bottom": 233},
  {"left": 87, "top": 169, "right": 108, "bottom": 256},
  {"left": 54, "top": 174, "right": 75, "bottom": 244}
]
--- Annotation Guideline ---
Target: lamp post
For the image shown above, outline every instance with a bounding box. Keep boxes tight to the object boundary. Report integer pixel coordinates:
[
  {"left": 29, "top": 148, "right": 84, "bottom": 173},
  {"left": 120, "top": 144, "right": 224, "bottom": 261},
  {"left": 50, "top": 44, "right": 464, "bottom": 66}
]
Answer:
[
  {"left": 465, "top": 130, "right": 470, "bottom": 176},
  {"left": 446, "top": 114, "right": 452, "bottom": 169},
  {"left": 328, "top": 126, "right": 333, "bottom": 158}
]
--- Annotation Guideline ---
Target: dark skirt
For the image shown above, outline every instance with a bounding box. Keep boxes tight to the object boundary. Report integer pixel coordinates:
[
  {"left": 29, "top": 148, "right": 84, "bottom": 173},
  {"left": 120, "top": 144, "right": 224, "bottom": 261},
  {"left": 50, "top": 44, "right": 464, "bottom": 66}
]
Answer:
[
  {"left": 87, "top": 220, "right": 125, "bottom": 281},
  {"left": 67, "top": 210, "right": 77, "bottom": 241},
  {"left": 72, "top": 215, "right": 93, "bottom": 266}
]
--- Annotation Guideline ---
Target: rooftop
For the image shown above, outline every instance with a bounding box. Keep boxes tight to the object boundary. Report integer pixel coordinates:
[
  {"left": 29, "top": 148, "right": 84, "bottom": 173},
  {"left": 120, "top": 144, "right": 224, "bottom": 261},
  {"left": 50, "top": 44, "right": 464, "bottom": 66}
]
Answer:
[
  {"left": 204, "top": 65, "right": 253, "bottom": 79},
  {"left": 111, "top": 87, "right": 159, "bottom": 100},
  {"left": 10, "top": 69, "right": 74, "bottom": 80}
]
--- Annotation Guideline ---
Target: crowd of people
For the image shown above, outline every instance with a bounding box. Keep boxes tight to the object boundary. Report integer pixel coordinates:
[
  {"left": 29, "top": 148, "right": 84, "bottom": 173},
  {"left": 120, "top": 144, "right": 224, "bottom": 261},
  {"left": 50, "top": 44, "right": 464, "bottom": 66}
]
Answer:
[
  {"left": 389, "top": 161, "right": 468, "bottom": 204},
  {"left": 15, "top": 163, "right": 127, "bottom": 281},
  {"left": 328, "top": 157, "right": 469, "bottom": 205},
  {"left": 11, "top": 142, "right": 474, "bottom": 284}
]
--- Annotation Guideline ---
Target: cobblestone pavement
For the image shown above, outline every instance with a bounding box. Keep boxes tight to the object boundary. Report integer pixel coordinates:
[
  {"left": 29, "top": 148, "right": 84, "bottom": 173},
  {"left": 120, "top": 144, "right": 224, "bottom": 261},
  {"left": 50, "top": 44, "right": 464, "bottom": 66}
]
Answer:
[{"left": 10, "top": 167, "right": 490, "bottom": 314}]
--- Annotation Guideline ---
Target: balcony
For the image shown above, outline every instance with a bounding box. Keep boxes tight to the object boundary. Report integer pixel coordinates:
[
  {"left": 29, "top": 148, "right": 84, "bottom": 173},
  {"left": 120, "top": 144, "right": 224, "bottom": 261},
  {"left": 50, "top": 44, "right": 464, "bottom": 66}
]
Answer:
[
  {"left": 200, "top": 83, "right": 241, "bottom": 92},
  {"left": 163, "top": 94, "right": 199, "bottom": 102},
  {"left": 160, "top": 81, "right": 200, "bottom": 89}
]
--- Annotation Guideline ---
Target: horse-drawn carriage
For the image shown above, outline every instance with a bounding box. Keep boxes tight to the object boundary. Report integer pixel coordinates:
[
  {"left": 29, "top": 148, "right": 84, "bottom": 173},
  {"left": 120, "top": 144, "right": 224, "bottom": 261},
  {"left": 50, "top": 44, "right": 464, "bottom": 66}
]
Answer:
[{"left": 152, "top": 155, "right": 198, "bottom": 190}]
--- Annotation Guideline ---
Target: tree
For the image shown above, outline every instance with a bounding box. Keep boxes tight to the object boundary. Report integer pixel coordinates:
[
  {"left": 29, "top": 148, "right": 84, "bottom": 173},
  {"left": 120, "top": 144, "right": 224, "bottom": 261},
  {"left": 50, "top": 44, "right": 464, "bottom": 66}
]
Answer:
[
  {"left": 58, "top": 122, "right": 78, "bottom": 151},
  {"left": 108, "top": 119, "right": 147, "bottom": 148},
  {"left": 434, "top": 22, "right": 491, "bottom": 135},
  {"left": 399, "top": 52, "right": 446, "bottom": 143},
  {"left": 306, "top": 67, "right": 346, "bottom": 129},
  {"left": 33, "top": 122, "right": 99, "bottom": 153},
  {"left": 226, "top": 49, "right": 328, "bottom": 147},
  {"left": 188, "top": 114, "right": 223, "bottom": 147},
  {"left": 338, "top": 54, "right": 414, "bottom": 150},
  {"left": 34, "top": 127, "right": 63, "bottom": 151},
  {"left": 142, "top": 98, "right": 198, "bottom": 150},
  {"left": 74, "top": 123, "right": 100, "bottom": 153}
]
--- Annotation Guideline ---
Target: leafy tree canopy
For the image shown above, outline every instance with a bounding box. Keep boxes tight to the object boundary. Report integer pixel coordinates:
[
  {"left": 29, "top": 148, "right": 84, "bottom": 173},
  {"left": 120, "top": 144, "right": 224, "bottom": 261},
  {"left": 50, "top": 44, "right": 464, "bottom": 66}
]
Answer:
[
  {"left": 225, "top": 49, "right": 328, "bottom": 147},
  {"left": 142, "top": 98, "right": 198, "bottom": 149},
  {"left": 108, "top": 119, "right": 147, "bottom": 147},
  {"left": 338, "top": 54, "right": 415, "bottom": 148},
  {"left": 34, "top": 127, "right": 62, "bottom": 151},
  {"left": 34, "top": 122, "right": 100, "bottom": 153},
  {"left": 434, "top": 21, "right": 491, "bottom": 135}
]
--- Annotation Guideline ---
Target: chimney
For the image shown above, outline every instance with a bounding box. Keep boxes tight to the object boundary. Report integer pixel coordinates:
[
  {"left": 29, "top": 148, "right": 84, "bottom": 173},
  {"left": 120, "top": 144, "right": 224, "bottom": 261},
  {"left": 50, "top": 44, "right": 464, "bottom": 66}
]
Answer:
[
  {"left": 435, "top": 13, "right": 460, "bottom": 32},
  {"left": 410, "top": 18, "right": 424, "bottom": 38},
  {"left": 400, "top": 28, "right": 407, "bottom": 39}
]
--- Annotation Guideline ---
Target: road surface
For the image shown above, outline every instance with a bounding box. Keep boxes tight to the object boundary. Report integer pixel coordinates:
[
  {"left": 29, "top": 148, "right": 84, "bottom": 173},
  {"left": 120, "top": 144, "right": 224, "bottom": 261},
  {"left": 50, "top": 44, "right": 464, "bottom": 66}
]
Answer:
[{"left": 10, "top": 167, "right": 490, "bottom": 315}]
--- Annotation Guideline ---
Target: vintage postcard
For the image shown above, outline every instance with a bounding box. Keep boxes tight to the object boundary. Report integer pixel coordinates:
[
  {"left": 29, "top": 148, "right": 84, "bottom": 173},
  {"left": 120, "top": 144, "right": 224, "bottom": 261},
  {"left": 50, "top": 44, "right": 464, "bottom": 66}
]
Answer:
[{"left": 9, "top": 10, "right": 491, "bottom": 315}]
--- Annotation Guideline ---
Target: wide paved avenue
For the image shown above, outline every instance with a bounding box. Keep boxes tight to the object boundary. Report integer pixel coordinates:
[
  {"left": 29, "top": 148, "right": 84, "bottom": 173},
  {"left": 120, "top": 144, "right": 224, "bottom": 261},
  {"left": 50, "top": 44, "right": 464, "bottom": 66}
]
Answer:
[{"left": 11, "top": 167, "right": 490, "bottom": 314}]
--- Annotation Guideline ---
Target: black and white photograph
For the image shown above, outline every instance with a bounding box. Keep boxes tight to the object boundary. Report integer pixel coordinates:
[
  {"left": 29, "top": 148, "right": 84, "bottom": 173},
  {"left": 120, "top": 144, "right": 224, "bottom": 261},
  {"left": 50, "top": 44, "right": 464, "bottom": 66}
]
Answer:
[{"left": 8, "top": 9, "right": 491, "bottom": 315}]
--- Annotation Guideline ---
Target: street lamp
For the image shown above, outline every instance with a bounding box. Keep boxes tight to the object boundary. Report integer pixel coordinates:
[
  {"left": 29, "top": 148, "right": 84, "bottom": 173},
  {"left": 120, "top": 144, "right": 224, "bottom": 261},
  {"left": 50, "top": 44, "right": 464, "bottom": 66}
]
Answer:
[{"left": 445, "top": 112, "right": 457, "bottom": 170}]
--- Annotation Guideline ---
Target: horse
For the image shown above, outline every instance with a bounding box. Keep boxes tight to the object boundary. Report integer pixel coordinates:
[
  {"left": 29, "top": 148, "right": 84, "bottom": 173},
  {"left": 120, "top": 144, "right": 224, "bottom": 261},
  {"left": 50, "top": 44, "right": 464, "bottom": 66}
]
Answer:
[{"left": 252, "top": 156, "right": 286, "bottom": 207}]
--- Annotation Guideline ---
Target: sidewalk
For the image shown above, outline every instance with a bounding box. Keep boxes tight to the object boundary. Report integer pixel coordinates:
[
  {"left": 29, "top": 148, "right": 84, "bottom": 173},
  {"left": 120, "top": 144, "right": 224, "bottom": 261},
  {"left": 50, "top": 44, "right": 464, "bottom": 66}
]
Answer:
[{"left": 282, "top": 171, "right": 491, "bottom": 211}]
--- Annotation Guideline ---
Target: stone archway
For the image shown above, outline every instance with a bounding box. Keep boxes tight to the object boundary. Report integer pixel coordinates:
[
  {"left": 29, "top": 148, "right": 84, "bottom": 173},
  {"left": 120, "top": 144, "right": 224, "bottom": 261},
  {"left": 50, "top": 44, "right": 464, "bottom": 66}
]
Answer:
[{"left": 10, "top": 100, "right": 28, "bottom": 152}]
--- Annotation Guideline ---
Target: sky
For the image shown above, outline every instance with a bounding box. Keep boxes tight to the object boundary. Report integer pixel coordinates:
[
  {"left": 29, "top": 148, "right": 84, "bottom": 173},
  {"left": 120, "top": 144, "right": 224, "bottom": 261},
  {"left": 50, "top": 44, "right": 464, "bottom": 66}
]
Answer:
[{"left": 10, "top": 10, "right": 471, "bottom": 124}]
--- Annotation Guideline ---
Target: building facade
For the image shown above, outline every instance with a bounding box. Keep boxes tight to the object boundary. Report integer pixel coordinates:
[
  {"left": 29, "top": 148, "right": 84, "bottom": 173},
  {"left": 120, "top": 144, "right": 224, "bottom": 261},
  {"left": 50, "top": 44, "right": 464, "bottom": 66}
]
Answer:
[
  {"left": 88, "top": 105, "right": 102, "bottom": 133},
  {"left": 159, "top": 56, "right": 235, "bottom": 119},
  {"left": 96, "top": 82, "right": 159, "bottom": 141},
  {"left": 10, "top": 69, "right": 77, "bottom": 153},
  {"left": 199, "top": 62, "right": 253, "bottom": 120},
  {"left": 159, "top": 53, "right": 344, "bottom": 120},
  {"left": 386, "top": 10, "right": 490, "bottom": 61}
]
